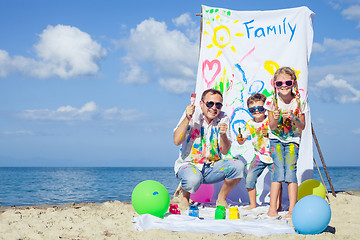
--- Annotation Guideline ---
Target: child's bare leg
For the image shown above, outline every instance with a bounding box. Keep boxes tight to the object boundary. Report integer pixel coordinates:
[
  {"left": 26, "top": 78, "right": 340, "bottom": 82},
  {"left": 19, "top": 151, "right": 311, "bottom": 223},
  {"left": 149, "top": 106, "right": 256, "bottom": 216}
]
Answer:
[
  {"left": 179, "top": 190, "right": 190, "bottom": 210},
  {"left": 277, "top": 185, "right": 283, "bottom": 211},
  {"left": 245, "top": 188, "right": 257, "bottom": 210},
  {"left": 216, "top": 178, "right": 241, "bottom": 208},
  {"left": 285, "top": 182, "right": 298, "bottom": 218},
  {"left": 267, "top": 181, "right": 281, "bottom": 217}
]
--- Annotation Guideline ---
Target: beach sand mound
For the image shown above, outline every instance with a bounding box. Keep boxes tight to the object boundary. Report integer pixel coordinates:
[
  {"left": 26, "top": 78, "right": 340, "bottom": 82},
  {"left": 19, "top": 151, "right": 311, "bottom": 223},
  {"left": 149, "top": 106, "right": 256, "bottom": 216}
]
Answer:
[{"left": 0, "top": 192, "right": 359, "bottom": 240}]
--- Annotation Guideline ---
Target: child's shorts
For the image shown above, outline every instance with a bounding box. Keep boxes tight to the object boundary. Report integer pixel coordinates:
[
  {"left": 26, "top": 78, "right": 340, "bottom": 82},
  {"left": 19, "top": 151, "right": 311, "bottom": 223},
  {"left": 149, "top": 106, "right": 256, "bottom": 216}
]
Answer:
[
  {"left": 270, "top": 139, "right": 299, "bottom": 183},
  {"left": 245, "top": 154, "right": 273, "bottom": 189}
]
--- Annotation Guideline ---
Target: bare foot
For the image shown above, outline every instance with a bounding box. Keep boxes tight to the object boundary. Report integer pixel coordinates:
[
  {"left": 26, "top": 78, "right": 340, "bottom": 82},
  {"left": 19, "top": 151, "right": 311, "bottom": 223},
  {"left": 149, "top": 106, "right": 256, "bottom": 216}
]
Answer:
[
  {"left": 170, "top": 194, "right": 181, "bottom": 204},
  {"left": 267, "top": 209, "right": 279, "bottom": 217},
  {"left": 178, "top": 196, "right": 190, "bottom": 211},
  {"left": 216, "top": 199, "right": 229, "bottom": 208},
  {"left": 244, "top": 204, "right": 257, "bottom": 210},
  {"left": 284, "top": 212, "right": 292, "bottom": 218}
]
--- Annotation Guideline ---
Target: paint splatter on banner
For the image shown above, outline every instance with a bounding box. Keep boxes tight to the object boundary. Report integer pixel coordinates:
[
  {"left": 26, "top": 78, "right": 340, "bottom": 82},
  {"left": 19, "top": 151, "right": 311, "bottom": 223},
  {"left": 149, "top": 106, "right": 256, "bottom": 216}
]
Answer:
[{"left": 194, "top": 5, "right": 315, "bottom": 204}]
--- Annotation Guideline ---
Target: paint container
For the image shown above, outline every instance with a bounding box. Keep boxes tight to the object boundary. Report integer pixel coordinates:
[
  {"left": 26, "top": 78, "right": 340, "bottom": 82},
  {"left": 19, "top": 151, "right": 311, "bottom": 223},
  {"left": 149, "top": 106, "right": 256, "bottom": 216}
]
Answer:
[
  {"left": 189, "top": 205, "right": 199, "bottom": 217},
  {"left": 169, "top": 204, "right": 181, "bottom": 215},
  {"left": 229, "top": 206, "right": 240, "bottom": 219},
  {"left": 215, "top": 205, "right": 226, "bottom": 219}
]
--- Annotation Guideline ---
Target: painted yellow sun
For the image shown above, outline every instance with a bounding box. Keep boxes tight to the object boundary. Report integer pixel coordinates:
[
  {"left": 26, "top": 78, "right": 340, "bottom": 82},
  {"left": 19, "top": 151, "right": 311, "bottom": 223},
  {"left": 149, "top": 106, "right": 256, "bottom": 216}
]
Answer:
[
  {"left": 264, "top": 60, "right": 301, "bottom": 79},
  {"left": 204, "top": 18, "right": 244, "bottom": 58}
]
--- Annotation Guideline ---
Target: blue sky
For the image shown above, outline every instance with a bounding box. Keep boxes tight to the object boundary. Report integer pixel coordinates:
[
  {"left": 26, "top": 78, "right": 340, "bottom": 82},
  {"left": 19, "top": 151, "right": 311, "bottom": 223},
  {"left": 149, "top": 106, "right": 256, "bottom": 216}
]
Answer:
[{"left": 0, "top": 0, "right": 359, "bottom": 167}]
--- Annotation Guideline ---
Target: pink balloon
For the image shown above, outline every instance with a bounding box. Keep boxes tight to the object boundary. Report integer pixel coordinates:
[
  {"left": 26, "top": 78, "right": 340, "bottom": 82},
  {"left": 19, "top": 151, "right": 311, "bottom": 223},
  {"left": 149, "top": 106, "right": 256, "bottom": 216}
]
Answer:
[{"left": 190, "top": 184, "right": 214, "bottom": 203}]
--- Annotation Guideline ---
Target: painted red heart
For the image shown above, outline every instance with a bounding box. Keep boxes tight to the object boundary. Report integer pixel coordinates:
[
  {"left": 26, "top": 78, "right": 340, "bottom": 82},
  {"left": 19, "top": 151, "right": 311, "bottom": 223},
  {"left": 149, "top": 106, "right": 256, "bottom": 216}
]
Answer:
[{"left": 202, "top": 59, "right": 221, "bottom": 88}]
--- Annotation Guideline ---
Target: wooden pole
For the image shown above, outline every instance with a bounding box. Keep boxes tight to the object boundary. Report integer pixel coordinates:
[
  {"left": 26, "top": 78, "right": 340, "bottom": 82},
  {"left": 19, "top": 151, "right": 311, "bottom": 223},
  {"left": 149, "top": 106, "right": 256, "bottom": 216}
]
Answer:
[
  {"left": 311, "top": 123, "right": 336, "bottom": 197},
  {"left": 196, "top": 10, "right": 203, "bottom": 57},
  {"left": 196, "top": 13, "right": 202, "bottom": 37},
  {"left": 313, "top": 158, "right": 330, "bottom": 202}
]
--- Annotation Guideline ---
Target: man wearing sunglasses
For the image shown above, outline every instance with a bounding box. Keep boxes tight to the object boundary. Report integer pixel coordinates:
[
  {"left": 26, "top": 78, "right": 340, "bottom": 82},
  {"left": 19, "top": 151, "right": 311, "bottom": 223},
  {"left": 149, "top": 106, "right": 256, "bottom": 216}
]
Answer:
[{"left": 174, "top": 89, "right": 244, "bottom": 210}]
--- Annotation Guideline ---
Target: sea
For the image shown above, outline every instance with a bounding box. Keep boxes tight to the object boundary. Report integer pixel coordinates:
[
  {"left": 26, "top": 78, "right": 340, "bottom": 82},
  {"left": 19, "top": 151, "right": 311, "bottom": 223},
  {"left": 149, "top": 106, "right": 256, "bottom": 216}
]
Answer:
[{"left": 0, "top": 166, "right": 359, "bottom": 207}]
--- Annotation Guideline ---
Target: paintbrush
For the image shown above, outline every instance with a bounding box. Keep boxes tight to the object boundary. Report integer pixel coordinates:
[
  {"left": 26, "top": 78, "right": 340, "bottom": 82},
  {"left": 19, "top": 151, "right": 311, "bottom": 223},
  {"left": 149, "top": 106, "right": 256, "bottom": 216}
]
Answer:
[{"left": 190, "top": 93, "right": 196, "bottom": 105}]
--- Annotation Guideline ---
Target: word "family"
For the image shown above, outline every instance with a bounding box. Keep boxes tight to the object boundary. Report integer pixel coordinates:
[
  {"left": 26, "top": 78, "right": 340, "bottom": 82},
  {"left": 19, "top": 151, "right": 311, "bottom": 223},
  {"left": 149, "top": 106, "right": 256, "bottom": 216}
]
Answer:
[{"left": 243, "top": 17, "right": 296, "bottom": 42}]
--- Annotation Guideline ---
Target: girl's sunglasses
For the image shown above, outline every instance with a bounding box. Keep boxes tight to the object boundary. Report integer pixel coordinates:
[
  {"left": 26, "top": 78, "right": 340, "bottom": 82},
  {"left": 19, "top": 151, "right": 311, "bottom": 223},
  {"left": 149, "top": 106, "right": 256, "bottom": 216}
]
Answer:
[
  {"left": 274, "top": 79, "right": 294, "bottom": 88},
  {"left": 248, "top": 106, "right": 265, "bottom": 114},
  {"left": 205, "top": 101, "right": 223, "bottom": 109}
]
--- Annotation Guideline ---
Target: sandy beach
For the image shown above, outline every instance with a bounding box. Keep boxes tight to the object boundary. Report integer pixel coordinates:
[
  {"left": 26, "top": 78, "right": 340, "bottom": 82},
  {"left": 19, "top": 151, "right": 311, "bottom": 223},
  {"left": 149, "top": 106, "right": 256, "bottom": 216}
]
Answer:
[{"left": 0, "top": 191, "right": 359, "bottom": 240}]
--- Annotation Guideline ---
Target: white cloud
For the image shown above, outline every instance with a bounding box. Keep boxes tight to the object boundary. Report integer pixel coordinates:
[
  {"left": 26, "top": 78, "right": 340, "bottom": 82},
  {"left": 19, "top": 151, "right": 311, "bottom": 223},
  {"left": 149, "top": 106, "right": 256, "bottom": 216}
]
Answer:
[
  {"left": 172, "top": 13, "right": 196, "bottom": 27},
  {"left": 159, "top": 78, "right": 195, "bottom": 94},
  {"left": 315, "top": 118, "right": 325, "bottom": 124},
  {"left": 327, "top": 0, "right": 342, "bottom": 9},
  {"left": 327, "top": 1, "right": 360, "bottom": 10},
  {"left": 327, "top": 2, "right": 360, "bottom": 26},
  {"left": 119, "top": 56, "right": 150, "bottom": 83},
  {"left": 313, "top": 38, "right": 360, "bottom": 55},
  {"left": 2, "top": 130, "right": 34, "bottom": 136},
  {"left": 310, "top": 37, "right": 360, "bottom": 88},
  {"left": 0, "top": 50, "right": 11, "bottom": 77},
  {"left": 172, "top": 13, "right": 199, "bottom": 41},
  {"left": 353, "top": 128, "right": 360, "bottom": 134},
  {"left": 309, "top": 62, "right": 360, "bottom": 94},
  {"left": 311, "top": 42, "right": 326, "bottom": 53},
  {"left": 19, "top": 102, "right": 144, "bottom": 121},
  {"left": 119, "top": 17, "right": 199, "bottom": 94},
  {"left": 312, "top": 74, "right": 360, "bottom": 103},
  {"left": 0, "top": 25, "right": 107, "bottom": 79},
  {"left": 102, "top": 108, "right": 144, "bottom": 121},
  {"left": 342, "top": 5, "right": 360, "bottom": 27}
]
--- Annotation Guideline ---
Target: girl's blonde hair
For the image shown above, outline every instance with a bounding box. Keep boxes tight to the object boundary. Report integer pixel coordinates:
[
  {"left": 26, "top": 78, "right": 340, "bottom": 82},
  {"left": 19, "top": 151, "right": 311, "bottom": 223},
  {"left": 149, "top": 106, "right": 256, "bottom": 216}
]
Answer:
[{"left": 272, "top": 66, "right": 301, "bottom": 117}]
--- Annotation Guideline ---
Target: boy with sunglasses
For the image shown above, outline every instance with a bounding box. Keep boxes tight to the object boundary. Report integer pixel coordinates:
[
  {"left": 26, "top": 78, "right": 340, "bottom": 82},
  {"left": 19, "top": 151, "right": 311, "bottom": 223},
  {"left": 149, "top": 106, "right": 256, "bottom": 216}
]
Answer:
[
  {"left": 174, "top": 89, "right": 244, "bottom": 210},
  {"left": 237, "top": 93, "right": 277, "bottom": 210}
]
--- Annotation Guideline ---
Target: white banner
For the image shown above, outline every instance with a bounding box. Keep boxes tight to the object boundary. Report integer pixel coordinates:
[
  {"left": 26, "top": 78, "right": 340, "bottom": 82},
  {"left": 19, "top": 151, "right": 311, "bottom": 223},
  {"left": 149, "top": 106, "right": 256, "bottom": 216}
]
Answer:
[{"left": 194, "top": 5, "right": 315, "bottom": 205}]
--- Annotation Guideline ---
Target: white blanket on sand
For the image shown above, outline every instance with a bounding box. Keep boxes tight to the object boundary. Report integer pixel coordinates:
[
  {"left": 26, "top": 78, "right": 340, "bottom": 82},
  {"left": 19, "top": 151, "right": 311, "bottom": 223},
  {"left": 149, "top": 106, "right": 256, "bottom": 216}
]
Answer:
[{"left": 132, "top": 206, "right": 295, "bottom": 236}]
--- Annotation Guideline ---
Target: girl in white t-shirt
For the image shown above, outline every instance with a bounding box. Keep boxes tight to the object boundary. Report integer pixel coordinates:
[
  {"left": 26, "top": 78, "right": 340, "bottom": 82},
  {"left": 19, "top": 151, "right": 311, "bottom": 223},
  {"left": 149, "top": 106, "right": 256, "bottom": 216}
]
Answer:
[{"left": 264, "top": 67, "right": 308, "bottom": 218}]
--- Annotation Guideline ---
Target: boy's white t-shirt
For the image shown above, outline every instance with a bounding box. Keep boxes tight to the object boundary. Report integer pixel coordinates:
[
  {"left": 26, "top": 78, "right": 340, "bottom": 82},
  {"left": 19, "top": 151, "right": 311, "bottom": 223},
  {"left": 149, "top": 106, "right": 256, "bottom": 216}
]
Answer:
[
  {"left": 242, "top": 117, "right": 272, "bottom": 164},
  {"left": 264, "top": 95, "right": 309, "bottom": 144}
]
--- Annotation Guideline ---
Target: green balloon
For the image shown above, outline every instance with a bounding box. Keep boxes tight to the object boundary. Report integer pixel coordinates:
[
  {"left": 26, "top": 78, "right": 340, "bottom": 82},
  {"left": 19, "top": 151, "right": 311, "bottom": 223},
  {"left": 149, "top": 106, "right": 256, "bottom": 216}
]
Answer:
[{"left": 131, "top": 180, "right": 170, "bottom": 218}]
